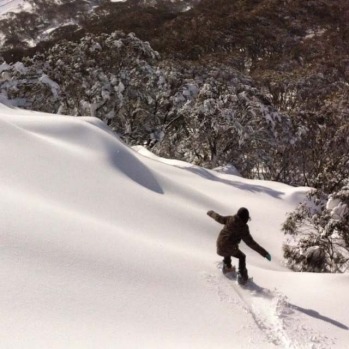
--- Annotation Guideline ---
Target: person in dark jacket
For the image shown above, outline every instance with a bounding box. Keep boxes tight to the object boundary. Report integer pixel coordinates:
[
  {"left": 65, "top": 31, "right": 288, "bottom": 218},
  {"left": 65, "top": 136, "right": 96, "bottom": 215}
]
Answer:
[{"left": 207, "top": 207, "right": 271, "bottom": 283}]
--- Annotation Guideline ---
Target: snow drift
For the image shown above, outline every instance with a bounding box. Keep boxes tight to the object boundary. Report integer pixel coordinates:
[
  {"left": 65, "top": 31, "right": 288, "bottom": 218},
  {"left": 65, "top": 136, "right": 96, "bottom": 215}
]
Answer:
[{"left": 0, "top": 104, "right": 348, "bottom": 348}]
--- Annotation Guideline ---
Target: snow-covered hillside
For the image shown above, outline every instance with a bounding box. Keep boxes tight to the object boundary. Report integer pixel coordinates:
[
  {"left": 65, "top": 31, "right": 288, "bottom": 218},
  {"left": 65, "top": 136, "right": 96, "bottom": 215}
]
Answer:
[
  {"left": 0, "top": 0, "right": 30, "bottom": 16},
  {"left": 0, "top": 104, "right": 348, "bottom": 348}
]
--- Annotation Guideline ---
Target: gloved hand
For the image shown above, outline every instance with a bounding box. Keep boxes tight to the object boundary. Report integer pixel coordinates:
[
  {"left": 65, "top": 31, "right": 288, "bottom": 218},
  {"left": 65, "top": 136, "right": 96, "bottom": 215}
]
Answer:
[
  {"left": 265, "top": 253, "right": 272, "bottom": 261},
  {"left": 207, "top": 210, "right": 214, "bottom": 216}
]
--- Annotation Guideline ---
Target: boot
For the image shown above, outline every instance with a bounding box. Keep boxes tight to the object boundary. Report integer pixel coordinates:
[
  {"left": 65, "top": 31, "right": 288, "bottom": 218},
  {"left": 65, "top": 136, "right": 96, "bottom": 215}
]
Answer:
[
  {"left": 237, "top": 268, "right": 249, "bottom": 285},
  {"left": 222, "top": 264, "right": 236, "bottom": 274}
]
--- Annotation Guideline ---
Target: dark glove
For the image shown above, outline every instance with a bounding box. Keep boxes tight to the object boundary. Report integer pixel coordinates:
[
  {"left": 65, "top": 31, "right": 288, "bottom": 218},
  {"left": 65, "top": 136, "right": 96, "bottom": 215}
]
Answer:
[
  {"left": 265, "top": 253, "right": 271, "bottom": 261},
  {"left": 207, "top": 210, "right": 214, "bottom": 217}
]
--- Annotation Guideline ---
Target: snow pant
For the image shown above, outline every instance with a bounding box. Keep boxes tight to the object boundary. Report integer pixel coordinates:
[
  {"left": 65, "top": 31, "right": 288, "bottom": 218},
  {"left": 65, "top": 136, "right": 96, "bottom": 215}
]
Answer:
[{"left": 223, "top": 249, "right": 246, "bottom": 273}]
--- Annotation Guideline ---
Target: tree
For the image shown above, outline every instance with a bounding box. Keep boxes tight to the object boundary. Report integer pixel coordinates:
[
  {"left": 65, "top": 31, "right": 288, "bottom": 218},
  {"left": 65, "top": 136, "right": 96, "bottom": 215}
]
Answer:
[{"left": 283, "top": 183, "right": 349, "bottom": 273}]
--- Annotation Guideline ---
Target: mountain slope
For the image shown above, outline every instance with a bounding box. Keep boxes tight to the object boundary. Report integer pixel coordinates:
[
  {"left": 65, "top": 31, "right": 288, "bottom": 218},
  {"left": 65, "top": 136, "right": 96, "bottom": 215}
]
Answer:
[
  {"left": 0, "top": 0, "right": 29, "bottom": 16},
  {"left": 1, "top": 104, "right": 348, "bottom": 348}
]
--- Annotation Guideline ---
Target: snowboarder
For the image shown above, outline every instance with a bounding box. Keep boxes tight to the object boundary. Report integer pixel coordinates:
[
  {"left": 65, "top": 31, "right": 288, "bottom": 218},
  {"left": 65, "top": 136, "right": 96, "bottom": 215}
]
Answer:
[{"left": 207, "top": 207, "right": 271, "bottom": 284}]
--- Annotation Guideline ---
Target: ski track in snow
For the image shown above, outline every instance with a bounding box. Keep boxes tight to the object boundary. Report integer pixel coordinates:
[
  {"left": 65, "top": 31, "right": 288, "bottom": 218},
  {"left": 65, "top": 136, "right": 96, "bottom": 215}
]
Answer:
[{"left": 202, "top": 268, "right": 335, "bottom": 349}]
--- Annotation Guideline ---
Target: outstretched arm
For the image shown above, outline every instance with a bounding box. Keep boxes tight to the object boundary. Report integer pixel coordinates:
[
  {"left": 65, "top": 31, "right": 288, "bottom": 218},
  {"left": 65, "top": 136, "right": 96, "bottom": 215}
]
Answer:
[
  {"left": 207, "top": 210, "right": 228, "bottom": 225},
  {"left": 242, "top": 231, "right": 269, "bottom": 258}
]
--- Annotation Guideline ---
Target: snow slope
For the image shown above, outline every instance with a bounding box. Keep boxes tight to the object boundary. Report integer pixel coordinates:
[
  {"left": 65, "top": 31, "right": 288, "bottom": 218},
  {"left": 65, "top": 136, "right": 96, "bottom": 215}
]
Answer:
[
  {"left": 0, "top": 0, "right": 30, "bottom": 16},
  {"left": 0, "top": 104, "right": 348, "bottom": 348}
]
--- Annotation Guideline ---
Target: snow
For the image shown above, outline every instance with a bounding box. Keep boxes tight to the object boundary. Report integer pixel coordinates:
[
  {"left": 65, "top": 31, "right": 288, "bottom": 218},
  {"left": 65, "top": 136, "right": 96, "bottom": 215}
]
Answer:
[
  {"left": 39, "top": 74, "right": 60, "bottom": 98},
  {"left": 0, "top": 0, "right": 31, "bottom": 17},
  {"left": 304, "top": 28, "right": 327, "bottom": 40},
  {"left": 326, "top": 197, "right": 348, "bottom": 220},
  {"left": 0, "top": 103, "right": 348, "bottom": 348}
]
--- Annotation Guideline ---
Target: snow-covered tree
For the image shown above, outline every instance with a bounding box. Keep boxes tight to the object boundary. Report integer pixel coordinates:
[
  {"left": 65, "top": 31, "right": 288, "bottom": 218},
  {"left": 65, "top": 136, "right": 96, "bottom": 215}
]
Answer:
[
  {"left": 0, "top": 31, "right": 293, "bottom": 181},
  {"left": 155, "top": 64, "right": 293, "bottom": 179},
  {"left": 283, "top": 183, "right": 349, "bottom": 273}
]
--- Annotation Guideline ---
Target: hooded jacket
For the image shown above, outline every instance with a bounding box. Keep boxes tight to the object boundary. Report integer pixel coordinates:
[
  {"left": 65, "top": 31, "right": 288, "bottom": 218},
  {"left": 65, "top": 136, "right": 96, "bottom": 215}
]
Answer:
[{"left": 207, "top": 210, "right": 268, "bottom": 258}]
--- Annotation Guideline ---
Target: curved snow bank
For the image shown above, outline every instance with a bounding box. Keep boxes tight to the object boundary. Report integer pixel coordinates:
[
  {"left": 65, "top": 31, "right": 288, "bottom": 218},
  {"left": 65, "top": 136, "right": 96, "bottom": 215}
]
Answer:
[
  {"left": 0, "top": 106, "right": 163, "bottom": 202},
  {"left": 0, "top": 104, "right": 348, "bottom": 348}
]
